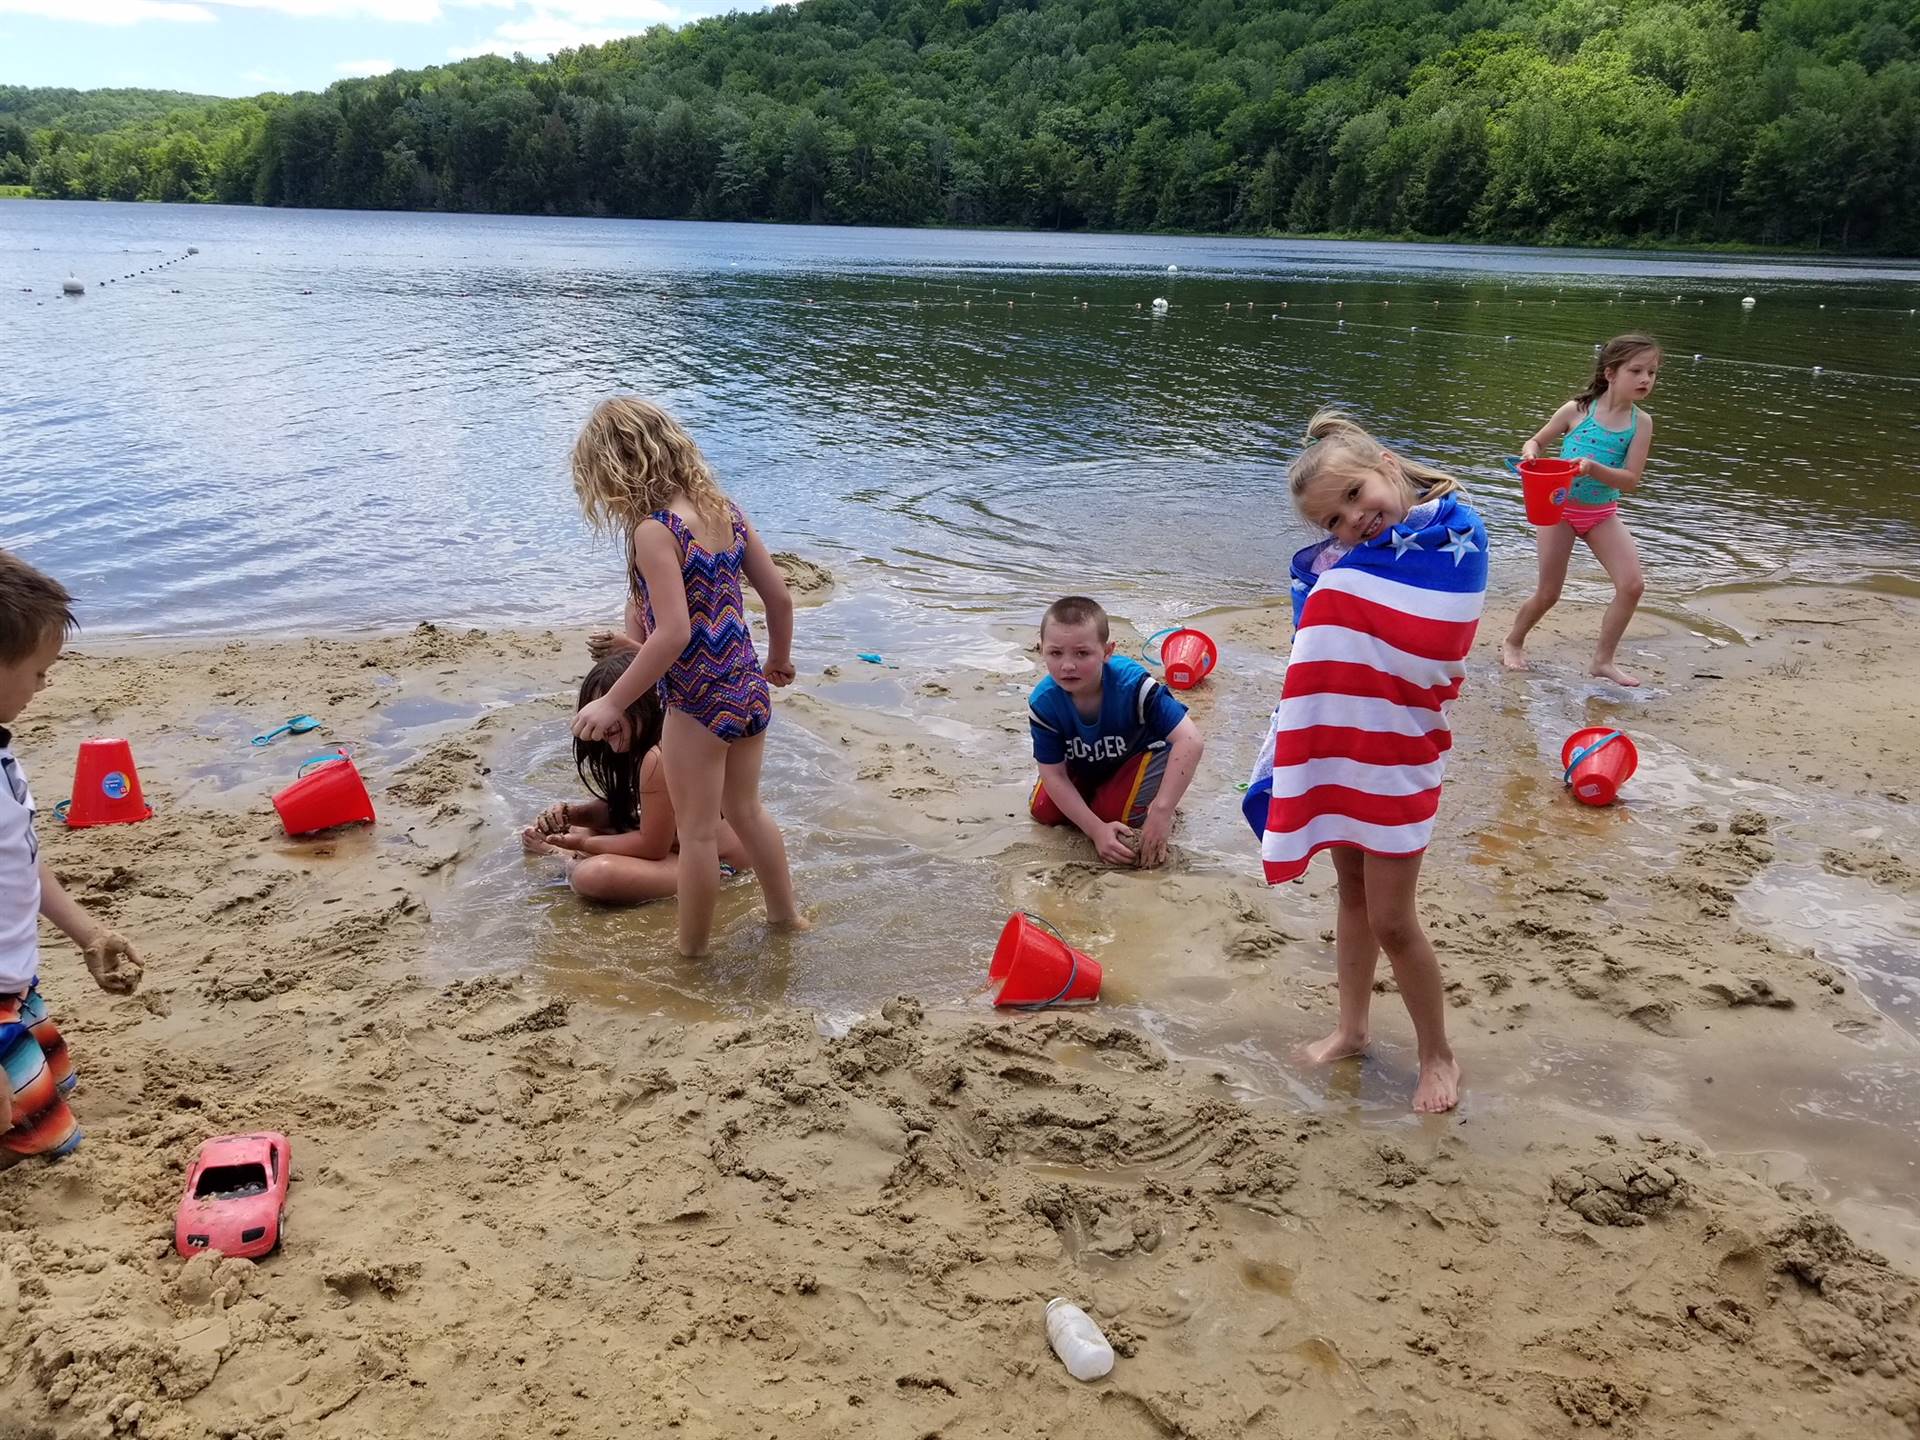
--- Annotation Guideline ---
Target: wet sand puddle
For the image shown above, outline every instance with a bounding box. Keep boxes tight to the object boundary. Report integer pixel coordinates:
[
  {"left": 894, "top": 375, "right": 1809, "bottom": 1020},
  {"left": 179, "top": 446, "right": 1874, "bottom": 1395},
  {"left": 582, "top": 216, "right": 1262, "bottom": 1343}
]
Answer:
[{"left": 426, "top": 575, "right": 1920, "bottom": 1275}]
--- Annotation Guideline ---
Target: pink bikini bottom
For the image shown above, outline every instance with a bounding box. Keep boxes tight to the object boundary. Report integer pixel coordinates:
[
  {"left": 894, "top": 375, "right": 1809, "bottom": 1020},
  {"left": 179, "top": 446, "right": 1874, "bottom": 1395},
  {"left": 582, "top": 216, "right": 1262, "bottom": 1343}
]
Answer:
[{"left": 1559, "top": 500, "right": 1618, "bottom": 537}]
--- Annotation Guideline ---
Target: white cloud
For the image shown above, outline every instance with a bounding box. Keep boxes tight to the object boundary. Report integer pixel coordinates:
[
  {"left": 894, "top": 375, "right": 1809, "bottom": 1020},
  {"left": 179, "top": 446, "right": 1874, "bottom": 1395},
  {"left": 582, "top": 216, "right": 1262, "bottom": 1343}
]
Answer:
[
  {"left": 522, "top": 0, "right": 676, "bottom": 21},
  {"left": 336, "top": 56, "right": 397, "bottom": 74},
  {"left": 451, "top": 8, "right": 661, "bottom": 59},
  {"left": 0, "top": 0, "right": 215, "bottom": 22},
  {"left": 211, "top": 0, "right": 441, "bottom": 18},
  {"left": 0, "top": 0, "right": 444, "bottom": 20}
]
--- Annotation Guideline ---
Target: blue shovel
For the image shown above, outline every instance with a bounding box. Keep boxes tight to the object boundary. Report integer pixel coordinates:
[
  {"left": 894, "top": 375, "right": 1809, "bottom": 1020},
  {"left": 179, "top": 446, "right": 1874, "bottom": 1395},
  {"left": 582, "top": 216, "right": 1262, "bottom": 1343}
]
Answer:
[{"left": 251, "top": 714, "right": 322, "bottom": 747}]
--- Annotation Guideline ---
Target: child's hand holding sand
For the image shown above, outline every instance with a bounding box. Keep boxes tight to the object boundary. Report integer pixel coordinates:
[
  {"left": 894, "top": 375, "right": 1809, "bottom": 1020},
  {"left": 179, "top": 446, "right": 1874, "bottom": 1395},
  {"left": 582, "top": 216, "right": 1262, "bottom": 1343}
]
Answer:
[
  {"left": 1090, "top": 820, "right": 1137, "bottom": 866},
  {"left": 81, "top": 930, "right": 142, "bottom": 994}
]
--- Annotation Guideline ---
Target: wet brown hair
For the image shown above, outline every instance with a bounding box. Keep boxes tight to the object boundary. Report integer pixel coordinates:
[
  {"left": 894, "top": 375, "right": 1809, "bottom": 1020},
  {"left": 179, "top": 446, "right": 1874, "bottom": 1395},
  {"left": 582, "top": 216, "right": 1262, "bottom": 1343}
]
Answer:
[
  {"left": 0, "top": 550, "right": 76, "bottom": 663},
  {"left": 571, "top": 396, "right": 733, "bottom": 544},
  {"left": 1041, "top": 596, "right": 1109, "bottom": 642},
  {"left": 1287, "top": 409, "right": 1461, "bottom": 530},
  {"left": 1574, "top": 334, "right": 1661, "bottom": 410},
  {"left": 573, "top": 651, "right": 664, "bottom": 833}
]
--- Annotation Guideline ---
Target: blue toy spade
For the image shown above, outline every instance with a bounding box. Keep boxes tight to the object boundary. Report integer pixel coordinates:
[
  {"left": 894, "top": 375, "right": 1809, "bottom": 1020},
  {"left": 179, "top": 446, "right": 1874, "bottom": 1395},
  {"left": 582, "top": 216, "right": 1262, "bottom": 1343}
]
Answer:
[{"left": 251, "top": 714, "right": 322, "bottom": 747}]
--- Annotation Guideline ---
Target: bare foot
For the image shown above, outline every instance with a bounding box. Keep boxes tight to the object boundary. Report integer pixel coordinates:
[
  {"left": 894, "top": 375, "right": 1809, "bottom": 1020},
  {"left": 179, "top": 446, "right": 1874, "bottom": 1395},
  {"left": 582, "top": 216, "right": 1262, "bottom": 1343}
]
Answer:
[
  {"left": 1412, "top": 1054, "right": 1462, "bottom": 1113},
  {"left": 1300, "top": 1029, "right": 1369, "bottom": 1065},
  {"left": 769, "top": 908, "right": 814, "bottom": 934},
  {"left": 1590, "top": 660, "right": 1641, "bottom": 688},
  {"left": 520, "top": 824, "right": 555, "bottom": 855},
  {"left": 1499, "top": 639, "right": 1530, "bottom": 671},
  {"left": 587, "top": 630, "right": 639, "bottom": 661}
]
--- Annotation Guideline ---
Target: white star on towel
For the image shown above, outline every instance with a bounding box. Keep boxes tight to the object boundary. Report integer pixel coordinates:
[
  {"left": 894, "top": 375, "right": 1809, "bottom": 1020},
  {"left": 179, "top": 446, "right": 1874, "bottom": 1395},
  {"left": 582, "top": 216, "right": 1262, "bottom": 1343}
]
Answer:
[
  {"left": 1389, "top": 528, "right": 1423, "bottom": 559},
  {"left": 1439, "top": 528, "right": 1480, "bottom": 565},
  {"left": 1291, "top": 578, "right": 1308, "bottom": 592}
]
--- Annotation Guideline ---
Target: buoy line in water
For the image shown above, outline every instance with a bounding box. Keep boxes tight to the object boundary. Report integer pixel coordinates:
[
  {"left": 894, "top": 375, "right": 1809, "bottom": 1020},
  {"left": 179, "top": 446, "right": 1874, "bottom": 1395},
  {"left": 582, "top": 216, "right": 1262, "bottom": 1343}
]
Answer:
[
  {"left": 756, "top": 285, "right": 1920, "bottom": 386},
  {"left": 43, "top": 250, "right": 196, "bottom": 300},
  {"left": 881, "top": 275, "right": 1920, "bottom": 315}
]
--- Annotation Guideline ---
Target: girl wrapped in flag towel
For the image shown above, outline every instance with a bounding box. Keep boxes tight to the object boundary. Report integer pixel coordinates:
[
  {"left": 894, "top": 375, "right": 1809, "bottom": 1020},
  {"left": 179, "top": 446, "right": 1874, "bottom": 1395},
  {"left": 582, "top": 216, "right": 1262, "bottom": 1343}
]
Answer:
[{"left": 1254, "top": 410, "right": 1488, "bottom": 1113}]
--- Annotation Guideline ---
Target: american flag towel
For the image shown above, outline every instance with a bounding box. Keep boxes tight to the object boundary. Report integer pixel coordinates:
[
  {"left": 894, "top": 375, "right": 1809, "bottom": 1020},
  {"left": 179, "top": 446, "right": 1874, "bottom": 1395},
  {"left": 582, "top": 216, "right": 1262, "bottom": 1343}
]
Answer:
[{"left": 1260, "top": 492, "right": 1488, "bottom": 884}]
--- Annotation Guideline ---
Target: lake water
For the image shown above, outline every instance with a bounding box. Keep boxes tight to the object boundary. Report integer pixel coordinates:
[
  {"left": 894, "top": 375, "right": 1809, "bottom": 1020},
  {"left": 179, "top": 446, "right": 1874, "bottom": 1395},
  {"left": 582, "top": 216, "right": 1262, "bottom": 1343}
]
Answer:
[{"left": 3, "top": 200, "right": 1918, "bottom": 638}]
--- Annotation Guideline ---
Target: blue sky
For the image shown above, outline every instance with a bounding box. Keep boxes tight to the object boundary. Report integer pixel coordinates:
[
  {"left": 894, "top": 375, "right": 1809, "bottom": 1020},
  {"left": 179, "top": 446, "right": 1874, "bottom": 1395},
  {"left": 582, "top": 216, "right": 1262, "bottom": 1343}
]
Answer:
[{"left": 0, "top": 0, "right": 757, "bottom": 99}]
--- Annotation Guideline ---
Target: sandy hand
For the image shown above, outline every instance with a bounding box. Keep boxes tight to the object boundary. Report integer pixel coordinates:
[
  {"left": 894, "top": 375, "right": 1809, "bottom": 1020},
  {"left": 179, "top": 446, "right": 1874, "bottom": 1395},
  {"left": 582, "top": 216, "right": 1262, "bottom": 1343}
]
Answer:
[
  {"left": 1093, "top": 822, "right": 1139, "bottom": 866},
  {"left": 572, "top": 696, "right": 625, "bottom": 742},
  {"left": 587, "top": 630, "right": 640, "bottom": 661},
  {"left": 83, "top": 931, "right": 143, "bottom": 995}
]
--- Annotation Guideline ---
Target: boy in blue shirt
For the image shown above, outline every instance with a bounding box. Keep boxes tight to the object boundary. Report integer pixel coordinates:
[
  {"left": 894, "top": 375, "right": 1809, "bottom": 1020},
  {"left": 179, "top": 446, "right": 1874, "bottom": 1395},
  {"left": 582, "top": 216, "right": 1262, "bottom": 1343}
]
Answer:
[{"left": 1028, "top": 596, "right": 1204, "bottom": 868}]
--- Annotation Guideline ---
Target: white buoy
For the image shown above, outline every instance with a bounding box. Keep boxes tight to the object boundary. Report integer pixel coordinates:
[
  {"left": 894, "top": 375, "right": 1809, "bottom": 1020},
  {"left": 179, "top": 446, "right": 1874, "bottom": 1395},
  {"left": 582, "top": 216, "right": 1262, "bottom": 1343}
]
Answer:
[
  {"left": 1504, "top": 334, "right": 1513, "bottom": 342},
  {"left": 61, "top": 275, "right": 84, "bottom": 295},
  {"left": 1693, "top": 354, "right": 1703, "bottom": 361},
  {"left": 1813, "top": 365, "right": 1823, "bottom": 374},
  {"left": 1741, "top": 296, "right": 1756, "bottom": 307},
  {"left": 1167, "top": 264, "right": 1178, "bottom": 273},
  {"left": 1152, "top": 297, "right": 1169, "bottom": 313}
]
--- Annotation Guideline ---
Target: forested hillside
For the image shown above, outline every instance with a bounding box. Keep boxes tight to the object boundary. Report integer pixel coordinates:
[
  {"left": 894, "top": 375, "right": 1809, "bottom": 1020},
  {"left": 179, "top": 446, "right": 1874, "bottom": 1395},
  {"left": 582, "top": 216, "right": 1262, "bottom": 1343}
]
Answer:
[
  {"left": 0, "top": 85, "right": 220, "bottom": 134},
  {"left": 6, "top": 0, "right": 1917, "bottom": 251}
]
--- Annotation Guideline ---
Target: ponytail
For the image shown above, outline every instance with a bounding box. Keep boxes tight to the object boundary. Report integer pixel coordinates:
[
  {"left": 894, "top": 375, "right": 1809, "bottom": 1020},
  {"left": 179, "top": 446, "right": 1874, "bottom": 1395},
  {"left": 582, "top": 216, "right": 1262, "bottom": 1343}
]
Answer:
[{"left": 1574, "top": 334, "right": 1661, "bottom": 410}]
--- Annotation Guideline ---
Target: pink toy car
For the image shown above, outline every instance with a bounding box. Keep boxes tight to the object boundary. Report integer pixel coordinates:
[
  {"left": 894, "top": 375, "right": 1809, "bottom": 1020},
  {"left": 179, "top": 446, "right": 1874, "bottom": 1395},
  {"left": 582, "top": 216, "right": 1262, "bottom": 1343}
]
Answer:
[{"left": 174, "top": 1132, "right": 292, "bottom": 1261}]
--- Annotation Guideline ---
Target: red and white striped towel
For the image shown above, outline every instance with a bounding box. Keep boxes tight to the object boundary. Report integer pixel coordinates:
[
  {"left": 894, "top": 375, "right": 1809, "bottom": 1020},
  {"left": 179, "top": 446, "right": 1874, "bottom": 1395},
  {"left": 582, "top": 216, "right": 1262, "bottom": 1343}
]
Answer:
[{"left": 1261, "top": 494, "right": 1488, "bottom": 884}]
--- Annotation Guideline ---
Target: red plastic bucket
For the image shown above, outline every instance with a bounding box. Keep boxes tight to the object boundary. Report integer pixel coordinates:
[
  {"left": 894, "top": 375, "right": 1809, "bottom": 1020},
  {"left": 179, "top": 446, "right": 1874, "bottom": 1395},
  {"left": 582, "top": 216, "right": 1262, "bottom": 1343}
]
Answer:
[
  {"left": 988, "top": 913, "right": 1102, "bottom": 1008},
  {"left": 1516, "top": 458, "right": 1576, "bottom": 525},
  {"left": 1561, "top": 727, "right": 1638, "bottom": 806},
  {"left": 63, "top": 737, "right": 153, "bottom": 828},
  {"left": 273, "top": 752, "right": 375, "bottom": 835},
  {"left": 1158, "top": 628, "right": 1218, "bottom": 691}
]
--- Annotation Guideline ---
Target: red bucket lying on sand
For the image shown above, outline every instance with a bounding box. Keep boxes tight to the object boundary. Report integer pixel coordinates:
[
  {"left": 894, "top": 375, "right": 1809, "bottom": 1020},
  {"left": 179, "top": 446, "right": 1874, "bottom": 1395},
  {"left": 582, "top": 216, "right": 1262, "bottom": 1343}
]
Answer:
[
  {"left": 63, "top": 737, "right": 154, "bottom": 828},
  {"left": 273, "top": 752, "right": 375, "bottom": 836},
  {"left": 1507, "top": 457, "right": 1577, "bottom": 526},
  {"left": 1158, "top": 628, "right": 1218, "bottom": 691},
  {"left": 989, "top": 913, "right": 1102, "bottom": 1008},
  {"left": 1562, "top": 727, "right": 1638, "bottom": 806}
]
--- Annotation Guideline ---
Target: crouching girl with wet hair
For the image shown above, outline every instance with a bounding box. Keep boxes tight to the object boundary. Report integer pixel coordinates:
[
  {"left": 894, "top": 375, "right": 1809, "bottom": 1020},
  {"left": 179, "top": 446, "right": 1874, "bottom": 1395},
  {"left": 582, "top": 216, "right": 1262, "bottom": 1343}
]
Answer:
[{"left": 522, "top": 651, "right": 749, "bottom": 904}]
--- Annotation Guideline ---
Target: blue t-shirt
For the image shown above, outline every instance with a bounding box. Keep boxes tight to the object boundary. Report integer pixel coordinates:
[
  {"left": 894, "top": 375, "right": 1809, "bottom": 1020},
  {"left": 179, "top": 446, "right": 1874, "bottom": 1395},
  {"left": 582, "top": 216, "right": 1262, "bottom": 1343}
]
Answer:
[{"left": 1028, "top": 656, "right": 1188, "bottom": 788}]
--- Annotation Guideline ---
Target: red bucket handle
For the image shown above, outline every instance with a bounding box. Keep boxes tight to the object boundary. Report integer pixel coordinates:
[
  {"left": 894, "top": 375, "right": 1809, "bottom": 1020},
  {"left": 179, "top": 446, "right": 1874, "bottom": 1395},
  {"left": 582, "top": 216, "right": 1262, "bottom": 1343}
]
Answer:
[
  {"left": 1005, "top": 912, "right": 1086, "bottom": 1011},
  {"left": 1562, "top": 730, "right": 1624, "bottom": 785}
]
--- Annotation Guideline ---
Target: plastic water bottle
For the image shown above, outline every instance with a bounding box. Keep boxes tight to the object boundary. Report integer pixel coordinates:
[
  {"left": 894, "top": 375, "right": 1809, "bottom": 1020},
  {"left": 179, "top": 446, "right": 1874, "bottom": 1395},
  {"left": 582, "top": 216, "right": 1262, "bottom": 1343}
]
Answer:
[{"left": 1045, "top": 1297, "right": 1115, "bottom": 1381}]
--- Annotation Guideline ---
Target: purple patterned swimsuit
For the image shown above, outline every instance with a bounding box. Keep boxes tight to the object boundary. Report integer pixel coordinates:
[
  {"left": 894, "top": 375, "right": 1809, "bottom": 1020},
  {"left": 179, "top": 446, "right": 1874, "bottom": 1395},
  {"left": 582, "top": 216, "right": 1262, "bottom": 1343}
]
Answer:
[{"left": 632, "top": 504, "right": 772, "bottom": 742}]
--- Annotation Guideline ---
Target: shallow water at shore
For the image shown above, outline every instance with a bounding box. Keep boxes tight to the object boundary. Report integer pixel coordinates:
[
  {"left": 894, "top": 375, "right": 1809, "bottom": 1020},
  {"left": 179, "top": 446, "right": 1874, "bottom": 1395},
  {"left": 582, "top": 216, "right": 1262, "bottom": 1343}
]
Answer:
[
  {"left": 5, "top": 202, "right": 1919, "bottom": 643},
  {"left": 415, "top": 575, "right": 1920, "bottom": 1270}
]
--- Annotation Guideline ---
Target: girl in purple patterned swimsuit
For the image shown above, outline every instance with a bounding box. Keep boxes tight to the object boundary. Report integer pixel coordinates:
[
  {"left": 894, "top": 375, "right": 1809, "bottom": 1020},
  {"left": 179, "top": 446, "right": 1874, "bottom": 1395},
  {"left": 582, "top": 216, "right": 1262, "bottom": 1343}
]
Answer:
[{"left": 569, "top": 397, "right": 806, "bottom": 957}]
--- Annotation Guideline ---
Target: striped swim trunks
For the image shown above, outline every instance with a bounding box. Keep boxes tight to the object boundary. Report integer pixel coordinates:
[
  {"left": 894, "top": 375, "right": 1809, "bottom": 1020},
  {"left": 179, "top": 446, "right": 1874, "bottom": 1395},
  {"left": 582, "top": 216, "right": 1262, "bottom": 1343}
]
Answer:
[{"left": 2, "top": 985, "right": 83, "bottom": 1160}]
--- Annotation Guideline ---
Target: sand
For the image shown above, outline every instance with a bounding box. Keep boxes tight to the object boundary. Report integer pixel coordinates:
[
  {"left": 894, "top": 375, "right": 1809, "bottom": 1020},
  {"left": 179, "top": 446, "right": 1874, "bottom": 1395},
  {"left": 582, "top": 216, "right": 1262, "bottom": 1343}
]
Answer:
[{"left": 2, "top": 576, "right": 1918, "bottom": 1439}]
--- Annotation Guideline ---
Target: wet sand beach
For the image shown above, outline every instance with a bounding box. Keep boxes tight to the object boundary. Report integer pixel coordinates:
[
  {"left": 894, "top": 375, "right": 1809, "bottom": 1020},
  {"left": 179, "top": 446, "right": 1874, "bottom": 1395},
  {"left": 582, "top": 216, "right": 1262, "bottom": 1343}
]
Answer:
[{"left": 3, "top": 571, "right": 1917, "bottom": 1439}]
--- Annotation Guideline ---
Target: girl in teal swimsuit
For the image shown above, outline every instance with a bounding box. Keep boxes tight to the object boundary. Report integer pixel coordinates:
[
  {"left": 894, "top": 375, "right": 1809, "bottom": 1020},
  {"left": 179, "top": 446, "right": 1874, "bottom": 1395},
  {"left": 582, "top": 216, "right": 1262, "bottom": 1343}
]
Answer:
[{"left": 1502, "top": 333, "right": 1660, "bottom": 688}]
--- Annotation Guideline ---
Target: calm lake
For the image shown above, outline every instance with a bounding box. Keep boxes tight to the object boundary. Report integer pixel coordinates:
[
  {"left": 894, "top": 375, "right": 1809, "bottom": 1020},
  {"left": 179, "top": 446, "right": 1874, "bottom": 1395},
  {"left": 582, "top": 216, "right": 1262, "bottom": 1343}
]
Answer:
[{"left": 3, "top": 200, "right": 1918, "bottom": 638}]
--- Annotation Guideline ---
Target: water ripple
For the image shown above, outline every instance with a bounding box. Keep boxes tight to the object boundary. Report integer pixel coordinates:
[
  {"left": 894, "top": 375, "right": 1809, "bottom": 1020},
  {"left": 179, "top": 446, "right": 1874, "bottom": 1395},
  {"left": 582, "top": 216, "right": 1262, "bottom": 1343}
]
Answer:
[{"left": 2, "top": 202, "right": 1916, "bottom": 636}]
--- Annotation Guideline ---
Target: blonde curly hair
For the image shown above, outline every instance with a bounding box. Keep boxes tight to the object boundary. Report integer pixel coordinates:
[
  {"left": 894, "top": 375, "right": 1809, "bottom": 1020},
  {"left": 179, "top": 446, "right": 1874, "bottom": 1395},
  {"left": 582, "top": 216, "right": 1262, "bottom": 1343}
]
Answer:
[
  {"left": 570, "top": 396, "right": 733, "bottom": 541},
  {"left": 1287, "top": 408, "right": 1461, "bottom": 529}
]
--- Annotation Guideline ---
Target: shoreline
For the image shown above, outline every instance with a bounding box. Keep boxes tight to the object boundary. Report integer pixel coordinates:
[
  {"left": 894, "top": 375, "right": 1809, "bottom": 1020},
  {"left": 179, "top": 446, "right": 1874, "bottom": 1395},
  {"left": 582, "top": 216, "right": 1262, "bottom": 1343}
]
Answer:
[
  {"left": 3, "top": 575, "right": 1918, "bottom": 1437},
  {"left": 10, "top": 194, "right": 1920, "bottom": 268}
]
